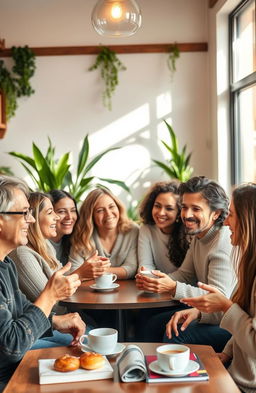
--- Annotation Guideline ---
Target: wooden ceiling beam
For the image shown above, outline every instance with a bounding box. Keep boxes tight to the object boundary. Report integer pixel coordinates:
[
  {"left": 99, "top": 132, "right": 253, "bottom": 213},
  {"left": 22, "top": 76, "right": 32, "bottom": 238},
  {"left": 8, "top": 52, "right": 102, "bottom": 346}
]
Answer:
[{"left": 0, "top": 42, "right": 208, "bottom": 57}]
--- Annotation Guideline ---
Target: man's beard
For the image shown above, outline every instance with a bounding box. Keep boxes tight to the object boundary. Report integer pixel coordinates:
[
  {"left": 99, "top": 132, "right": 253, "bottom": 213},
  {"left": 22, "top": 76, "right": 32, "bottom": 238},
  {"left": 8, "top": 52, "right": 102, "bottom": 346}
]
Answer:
[{"left": 183, "top": 218, "right": 202, "bottom": 236}]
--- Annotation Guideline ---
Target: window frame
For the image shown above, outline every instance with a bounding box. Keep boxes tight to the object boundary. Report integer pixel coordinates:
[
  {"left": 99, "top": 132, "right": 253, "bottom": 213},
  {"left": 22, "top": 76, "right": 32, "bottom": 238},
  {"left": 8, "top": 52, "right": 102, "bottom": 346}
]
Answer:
[{"left": 229, "top": 0, "right": 256, "bottom": 184}]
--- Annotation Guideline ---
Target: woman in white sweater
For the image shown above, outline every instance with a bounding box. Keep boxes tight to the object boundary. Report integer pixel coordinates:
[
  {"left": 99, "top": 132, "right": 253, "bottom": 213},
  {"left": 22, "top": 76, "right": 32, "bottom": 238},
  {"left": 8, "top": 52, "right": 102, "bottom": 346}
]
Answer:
[
  {"left": 169, "top": 183, "right": 256, "bottom": 393},
  {"left": 138, "top": 181, "right": 189, "bottom": 274}
]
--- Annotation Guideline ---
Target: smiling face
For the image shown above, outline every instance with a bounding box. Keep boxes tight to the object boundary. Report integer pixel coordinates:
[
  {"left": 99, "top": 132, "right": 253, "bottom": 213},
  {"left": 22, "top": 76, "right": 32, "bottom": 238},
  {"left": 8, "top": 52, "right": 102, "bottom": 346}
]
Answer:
[
  {"left": 224, "top": 199, "right": 238, "bottom": 246},
  {"left": 0, "top": 188, "right": 35, "bottom": 259},
  {"left": 181, "top": 192, "right": 220, "bottom": 238},
  {"left": 93, "top": 194, "right": 120, "bottom": 233},
  {"left": 151, "top": 192, "right": 179, "bottom": 234},
  {"left": 53, "top": 197, "right": 77, "bottom": 241},
  {"left": 38, "top": 197, "right": 60, "bottom": 239}
]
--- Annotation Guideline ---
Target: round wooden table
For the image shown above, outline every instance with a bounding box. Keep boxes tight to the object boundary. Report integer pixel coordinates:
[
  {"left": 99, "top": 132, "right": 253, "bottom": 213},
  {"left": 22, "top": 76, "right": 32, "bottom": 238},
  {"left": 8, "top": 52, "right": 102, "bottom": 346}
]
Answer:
[{"left": 60, "top": 279, "right": 177, "bottom": 340}]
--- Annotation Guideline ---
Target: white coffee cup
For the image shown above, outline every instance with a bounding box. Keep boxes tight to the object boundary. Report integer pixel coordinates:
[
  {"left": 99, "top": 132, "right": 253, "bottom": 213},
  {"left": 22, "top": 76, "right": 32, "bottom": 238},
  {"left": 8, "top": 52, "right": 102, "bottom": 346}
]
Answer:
[
  {"left": 140, "top": 269, "right": 158, "bottom": 293},
  {"left": 79, "top": 328, "right": 118, "bottom": 354},
  {"left": 156, "top": 344, "right": 190, "bottom": 372},
  {"left": 140, "top": 269, "right": 158, "bottom": 278},
  {"left": 95, "top": 273, "right": 117, "bottom": 288}
]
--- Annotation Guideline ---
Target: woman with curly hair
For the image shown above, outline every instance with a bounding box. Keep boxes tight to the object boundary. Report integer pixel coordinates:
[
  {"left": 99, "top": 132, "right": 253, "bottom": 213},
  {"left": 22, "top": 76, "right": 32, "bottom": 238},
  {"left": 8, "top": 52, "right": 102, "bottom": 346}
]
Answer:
[
  {"left": 137, "top": 181, "right": 189, "bottom": 274},
  {"left": 70, "top": 188, "right": 139, "bottom": 279}
]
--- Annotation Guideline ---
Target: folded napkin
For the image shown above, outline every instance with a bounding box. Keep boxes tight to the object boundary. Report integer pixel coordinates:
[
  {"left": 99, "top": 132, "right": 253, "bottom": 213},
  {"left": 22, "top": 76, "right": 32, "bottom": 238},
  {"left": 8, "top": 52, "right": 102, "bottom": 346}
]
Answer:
[{"left": 116, "top": 344, "right": 147, "bottom": 382}]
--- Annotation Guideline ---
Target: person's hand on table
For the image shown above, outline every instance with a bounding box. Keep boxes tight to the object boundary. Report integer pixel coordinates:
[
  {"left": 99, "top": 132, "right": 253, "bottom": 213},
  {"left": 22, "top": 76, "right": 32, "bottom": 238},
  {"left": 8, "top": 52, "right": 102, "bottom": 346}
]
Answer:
[
  {"left": 165, "top": 307, "right": 200, "bottom": 339},
  {"left": 52, "top": 312, "right": 86, "bottom": 346},
  {"left": 136, "top": 266, "right": 176, "bottom": 294},
  {"left": 180, "top": 282, "right": 233, "bottom": 313}
]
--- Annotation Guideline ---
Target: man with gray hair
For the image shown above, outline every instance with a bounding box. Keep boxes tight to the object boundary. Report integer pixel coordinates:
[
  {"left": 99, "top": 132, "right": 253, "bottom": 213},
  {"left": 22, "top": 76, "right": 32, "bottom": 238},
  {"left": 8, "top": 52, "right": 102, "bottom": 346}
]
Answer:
[
  {"left": 0, "top": 176, "right": 84, "bottom": 391},
  {"left": 137, "top": 176, "right": 235, "bottom": 351}
]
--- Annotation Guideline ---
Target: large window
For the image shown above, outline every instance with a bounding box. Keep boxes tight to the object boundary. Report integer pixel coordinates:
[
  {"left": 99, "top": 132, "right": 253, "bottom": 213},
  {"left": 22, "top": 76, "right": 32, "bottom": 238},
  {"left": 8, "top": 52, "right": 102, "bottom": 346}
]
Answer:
[{"left": 230, "top": 0, "right": 256, "bottom": 184}]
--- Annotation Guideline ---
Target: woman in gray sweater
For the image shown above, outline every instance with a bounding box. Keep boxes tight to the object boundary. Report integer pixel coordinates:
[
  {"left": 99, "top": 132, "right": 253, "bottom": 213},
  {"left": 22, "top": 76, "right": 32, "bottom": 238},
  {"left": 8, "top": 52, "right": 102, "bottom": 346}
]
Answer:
[
  {"left": 138, "top": 181, "right": 189, "bottom": 274},
  {"left": 70, "top": 188, "right": 139, "bottom": 279},
  {"left": 172, "top": 183, "right": 256, "bottom": 393}
]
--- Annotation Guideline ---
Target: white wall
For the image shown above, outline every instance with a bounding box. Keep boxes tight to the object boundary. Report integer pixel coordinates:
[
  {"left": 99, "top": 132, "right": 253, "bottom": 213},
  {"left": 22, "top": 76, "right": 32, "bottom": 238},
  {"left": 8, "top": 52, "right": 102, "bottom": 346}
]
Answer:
[{"left": 0, "top": 0, "right": 211, "bottom": 204}]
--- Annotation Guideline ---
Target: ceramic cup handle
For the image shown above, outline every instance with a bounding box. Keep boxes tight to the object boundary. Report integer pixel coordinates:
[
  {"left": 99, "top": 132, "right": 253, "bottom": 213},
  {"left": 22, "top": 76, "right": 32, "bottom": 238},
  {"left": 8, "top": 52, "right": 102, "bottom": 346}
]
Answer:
[
  {"left": 112, "top": 274, "right": 117, "bottom": 283},
  {"left": 169, "top": 357, "right": 176, "bottom": 370},
  {"left": 79, "top": 334, "right": 88, "bottom": 346}
]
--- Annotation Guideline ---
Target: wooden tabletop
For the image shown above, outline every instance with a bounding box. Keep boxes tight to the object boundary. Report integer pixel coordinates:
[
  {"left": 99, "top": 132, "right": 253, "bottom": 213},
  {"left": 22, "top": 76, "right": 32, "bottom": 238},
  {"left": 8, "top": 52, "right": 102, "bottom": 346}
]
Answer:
[
  {"left": 60, "top": 279, "right": 176, "bottom": 310},
  {"left": 4, "top": 343, "right": 240, "bottom": 393}
]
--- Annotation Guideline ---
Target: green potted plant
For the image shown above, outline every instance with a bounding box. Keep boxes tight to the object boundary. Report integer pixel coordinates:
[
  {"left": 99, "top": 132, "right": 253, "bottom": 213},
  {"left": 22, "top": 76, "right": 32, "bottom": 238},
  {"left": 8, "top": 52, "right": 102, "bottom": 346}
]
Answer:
[
  {"left": 89, "top": 46, "right": 126, "bottom": 110},
  {"left": 0, "top": 46, "right": 36, "bottom": 121},
  {"left": 153, "top": 120, "right": 193, "bottom": 182},
  {"left": 9, "top": 134, "right": 129, "bottom": 201},
  {"left": 167, "top": 44, "right": 180, "bottom": 80}
]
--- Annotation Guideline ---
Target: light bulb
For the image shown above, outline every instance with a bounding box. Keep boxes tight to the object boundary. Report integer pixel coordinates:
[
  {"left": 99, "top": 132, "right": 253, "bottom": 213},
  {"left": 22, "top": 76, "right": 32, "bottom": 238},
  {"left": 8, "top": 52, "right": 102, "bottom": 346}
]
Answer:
[{"left": 91, "top": 0, "right": 142, "bottom": 37}]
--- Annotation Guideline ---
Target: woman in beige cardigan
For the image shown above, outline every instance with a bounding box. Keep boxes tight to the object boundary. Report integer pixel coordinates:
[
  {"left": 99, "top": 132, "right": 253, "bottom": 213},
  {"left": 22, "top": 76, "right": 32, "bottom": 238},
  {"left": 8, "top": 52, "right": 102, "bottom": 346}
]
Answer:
[{"left": 167, "top": 183, "right": 256, "bottom": 393}]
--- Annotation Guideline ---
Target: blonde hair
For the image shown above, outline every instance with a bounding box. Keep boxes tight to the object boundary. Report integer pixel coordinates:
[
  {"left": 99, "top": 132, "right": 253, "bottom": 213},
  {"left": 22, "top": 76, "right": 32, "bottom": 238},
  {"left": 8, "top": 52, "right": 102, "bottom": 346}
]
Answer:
[
  {"left": 231, "top": 184, "right": 256, "bottom": 311},
  {"left": 27, "top": 192, "right": 58, "bottom": 270},
  {"left": 71, "top": 188, "right": 132, "bottom": 256}
]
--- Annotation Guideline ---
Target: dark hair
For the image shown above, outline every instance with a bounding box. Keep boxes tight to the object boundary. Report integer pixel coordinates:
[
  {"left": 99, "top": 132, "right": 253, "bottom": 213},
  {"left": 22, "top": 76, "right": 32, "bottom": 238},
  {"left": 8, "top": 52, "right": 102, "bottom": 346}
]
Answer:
[
  {"left": 49, "top": 189, "right": 78, "bottom": 264},
  {"left": 231, "top": 183, "right": 256, "bottom": 311},
  {"left": 139, "top": 181, "right": 189, "bottom": 268},
  {"left": 179, "top": 176, "right": 229, "bottom": 226}
]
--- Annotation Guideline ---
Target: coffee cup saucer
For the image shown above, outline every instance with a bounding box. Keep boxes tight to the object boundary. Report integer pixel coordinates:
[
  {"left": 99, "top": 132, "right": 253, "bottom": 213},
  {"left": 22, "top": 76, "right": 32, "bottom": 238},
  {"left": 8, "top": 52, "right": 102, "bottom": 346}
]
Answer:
[
  {"left": 81, "top": 342, "right": 125, "bottom": 357},
  {"left": 89, "top": 283, "right": 120, "bottom": 291},
  {"left": 149, "top": 360, "right": 199, "bottom": 377}
]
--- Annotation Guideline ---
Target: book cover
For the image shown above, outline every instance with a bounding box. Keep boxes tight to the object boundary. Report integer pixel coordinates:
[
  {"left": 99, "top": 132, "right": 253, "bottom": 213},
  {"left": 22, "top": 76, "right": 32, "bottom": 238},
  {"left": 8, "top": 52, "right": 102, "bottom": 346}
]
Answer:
[
  {"left": 146, "top": 352, "right": 209, "bottom": 383},
  {"left": 38, "top": 357, "right": 113, "bottom": 385}
]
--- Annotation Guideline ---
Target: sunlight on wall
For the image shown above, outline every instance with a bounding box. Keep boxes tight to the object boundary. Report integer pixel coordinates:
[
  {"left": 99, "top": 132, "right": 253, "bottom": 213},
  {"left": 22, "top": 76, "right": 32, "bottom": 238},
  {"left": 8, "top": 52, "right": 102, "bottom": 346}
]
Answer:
[
  {"left": 156, "top": 92, "right": 172, "bottom": 119},
  {"left": 93, "top": 144, "right": 152, "bottom": 197},
  {"left": 88, "top": 104, "right": 150, "bottom": 156}
]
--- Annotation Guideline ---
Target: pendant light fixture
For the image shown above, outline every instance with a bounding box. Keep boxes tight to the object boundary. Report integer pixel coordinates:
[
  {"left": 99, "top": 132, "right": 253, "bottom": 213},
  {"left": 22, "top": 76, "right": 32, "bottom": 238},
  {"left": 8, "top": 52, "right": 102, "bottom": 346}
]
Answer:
[{"left": 91, "top": 0, "right": 142, "bottom": 37}]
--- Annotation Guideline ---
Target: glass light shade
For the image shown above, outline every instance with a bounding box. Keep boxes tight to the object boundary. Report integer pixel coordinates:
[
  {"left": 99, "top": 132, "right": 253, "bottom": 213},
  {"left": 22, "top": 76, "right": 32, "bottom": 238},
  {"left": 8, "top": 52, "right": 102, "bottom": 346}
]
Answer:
[{"left": 91, "top": 0, "right": 142, "bottom": 37}]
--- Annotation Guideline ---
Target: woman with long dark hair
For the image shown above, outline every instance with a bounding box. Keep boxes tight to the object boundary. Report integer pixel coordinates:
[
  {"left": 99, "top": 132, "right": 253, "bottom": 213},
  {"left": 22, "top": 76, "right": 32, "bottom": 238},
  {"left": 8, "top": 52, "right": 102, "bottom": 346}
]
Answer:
[
  {"left": 137, "top": 181, "right": 189, "bottom": 274},
  {"left": 49, "top": 190, "right": 78, "bottom": 266}
]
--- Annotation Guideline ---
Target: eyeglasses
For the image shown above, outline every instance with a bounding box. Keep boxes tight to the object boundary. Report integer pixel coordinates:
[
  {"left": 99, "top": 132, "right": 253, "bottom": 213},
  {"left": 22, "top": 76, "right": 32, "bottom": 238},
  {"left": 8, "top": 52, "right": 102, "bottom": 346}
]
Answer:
[{"left": 0, "top": 208, "right": 33, "bottom": 222}]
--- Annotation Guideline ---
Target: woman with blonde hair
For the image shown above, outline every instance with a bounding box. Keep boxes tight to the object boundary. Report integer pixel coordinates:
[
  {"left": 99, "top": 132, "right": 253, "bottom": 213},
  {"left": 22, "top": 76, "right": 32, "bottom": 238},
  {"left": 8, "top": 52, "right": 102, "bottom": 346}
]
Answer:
[
  {"left": 167, "top": 183, "right": 256, "bottom": 393},
  {"left": 70, "top": 188, "right": 139, "bottom": 279}
]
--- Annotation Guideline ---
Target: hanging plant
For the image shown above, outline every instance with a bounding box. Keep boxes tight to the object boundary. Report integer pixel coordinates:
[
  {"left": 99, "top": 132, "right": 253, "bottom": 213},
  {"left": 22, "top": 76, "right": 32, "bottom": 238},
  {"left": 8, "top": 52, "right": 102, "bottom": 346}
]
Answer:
[
  {"left": 11, "top": 46, "right": 36, "bottom": 97},
  {"left": 89, "top": 46, "right": 126, "bottom": 110},
  {"left": 0, "top": 45, "right": 36, "bottom": 121},
  {"left": 167, "top": 44, "right": 180, "bottom": 81}
]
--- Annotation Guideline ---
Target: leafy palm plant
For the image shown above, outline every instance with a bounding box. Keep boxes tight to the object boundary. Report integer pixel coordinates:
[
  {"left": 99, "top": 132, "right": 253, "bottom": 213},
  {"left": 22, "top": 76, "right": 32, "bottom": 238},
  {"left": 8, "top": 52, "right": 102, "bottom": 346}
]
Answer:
[
  {"left": 9, "top": 135, "right": 129, "bottom": 201},
  {"left": 153, "top": 120, "right": 193, "bottom": 182}
]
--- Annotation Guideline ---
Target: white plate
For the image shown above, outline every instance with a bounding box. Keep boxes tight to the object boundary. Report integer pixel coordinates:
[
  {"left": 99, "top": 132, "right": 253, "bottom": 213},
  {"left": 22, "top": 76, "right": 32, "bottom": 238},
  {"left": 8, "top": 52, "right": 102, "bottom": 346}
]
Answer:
[
  {"left": 149, "top": 360, "right": 199, "bottom": 377},
  {"left": 89, "top": 283, "right": 120, "bottom": 291},
  {"left": 81, "top": 342, "right": 125, "bottom": 356}
]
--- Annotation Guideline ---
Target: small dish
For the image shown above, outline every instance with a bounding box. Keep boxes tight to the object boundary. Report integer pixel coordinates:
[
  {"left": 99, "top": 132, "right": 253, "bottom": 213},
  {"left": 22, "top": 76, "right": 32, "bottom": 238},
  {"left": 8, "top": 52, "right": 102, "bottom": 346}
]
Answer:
[
  {"left": 149, "top": 360, "right": 199, "bottom": 377},
  {"left": 89, "top": 283, "right": 120, "bottom": 292},
  {"left": 81, "top": 342, "right": 125, "bottom": 357}
]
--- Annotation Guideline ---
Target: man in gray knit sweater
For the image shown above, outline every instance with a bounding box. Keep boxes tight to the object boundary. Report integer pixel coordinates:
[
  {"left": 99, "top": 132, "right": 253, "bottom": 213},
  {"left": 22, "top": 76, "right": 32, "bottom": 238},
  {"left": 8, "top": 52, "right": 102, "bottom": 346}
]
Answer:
[{"left": 137, "top": 176, "right": 235, "bottom": 351}]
